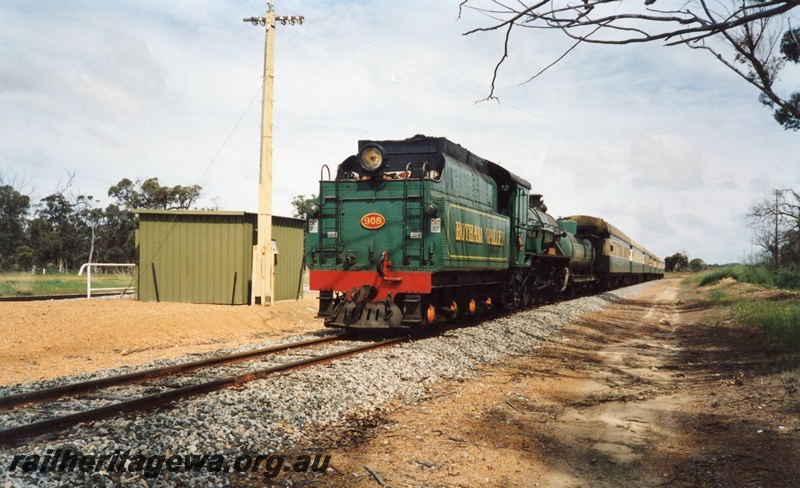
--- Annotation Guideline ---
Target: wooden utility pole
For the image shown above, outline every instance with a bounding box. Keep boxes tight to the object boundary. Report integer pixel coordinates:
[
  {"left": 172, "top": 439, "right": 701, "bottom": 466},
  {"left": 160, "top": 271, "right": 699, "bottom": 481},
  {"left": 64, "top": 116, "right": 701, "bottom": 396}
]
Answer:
[
  {"left": 775, "top": 189, "right": 782, "bottom": 271},
  {"left": 244, "top": 4, "right": 303, "bottom": 306}
]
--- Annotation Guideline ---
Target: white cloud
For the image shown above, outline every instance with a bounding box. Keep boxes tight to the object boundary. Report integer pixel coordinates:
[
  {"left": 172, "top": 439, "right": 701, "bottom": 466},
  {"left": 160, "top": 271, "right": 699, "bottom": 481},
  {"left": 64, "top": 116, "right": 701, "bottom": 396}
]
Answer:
[{"left": 1, "top": 0, "right": 798, "bottom": 265}]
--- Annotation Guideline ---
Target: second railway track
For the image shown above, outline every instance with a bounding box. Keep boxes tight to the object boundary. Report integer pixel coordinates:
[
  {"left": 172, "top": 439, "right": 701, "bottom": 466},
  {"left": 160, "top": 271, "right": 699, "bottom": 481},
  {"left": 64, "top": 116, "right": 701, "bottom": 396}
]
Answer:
[{"left": 0, "top": 332, "right": 405, "bottom": 446}]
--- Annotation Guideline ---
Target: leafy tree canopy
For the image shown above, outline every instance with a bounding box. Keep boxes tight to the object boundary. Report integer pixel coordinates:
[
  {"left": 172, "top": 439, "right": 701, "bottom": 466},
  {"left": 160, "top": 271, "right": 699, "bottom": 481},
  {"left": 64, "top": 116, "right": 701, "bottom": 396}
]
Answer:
[
  {"left": 0, "top": 184, "right": 31, "bottom": 269},
  {"left": 0, "top": 175, "right": 207, "bottom": 272},
  {"left": 665, "top": 252, "right": 690, "bottom": 272},
  {"left": 689, "top": 258, "right": 707, "bottom": 272},
  {"left": 108, "top": 177, "right": 202, "bottom": 210},
  {"left": 290, "top": 194, "right": 316, "bottom": 219}
]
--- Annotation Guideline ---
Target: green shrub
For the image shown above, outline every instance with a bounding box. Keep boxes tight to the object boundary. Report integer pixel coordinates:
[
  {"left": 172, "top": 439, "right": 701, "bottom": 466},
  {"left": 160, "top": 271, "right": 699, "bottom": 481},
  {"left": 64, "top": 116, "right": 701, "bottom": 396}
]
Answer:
[
  {"left": 735, "top": 299, "right": 800, "bottom": 352},
  {"left": 692, "top": 265, "right": 800, "bottom": 290},
  {"left": 707, "top": 289, "right": 728, "bottom": 302},
  {"left": 736, "top": 266, "right": 777, "bottom": 288},
  {"left": 693, "top": 265, "right": 748, "bottom": 286},
  {"left": 776, "top": 268, "right": 800, "bottom": 291}
]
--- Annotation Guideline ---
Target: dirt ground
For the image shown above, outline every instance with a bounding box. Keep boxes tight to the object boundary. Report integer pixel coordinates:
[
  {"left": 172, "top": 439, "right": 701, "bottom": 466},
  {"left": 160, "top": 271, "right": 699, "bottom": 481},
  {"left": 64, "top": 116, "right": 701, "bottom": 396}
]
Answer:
[
  {"left": 4, "top": 280, "right": 799, "bottom": 487},
  {"left": 0, "top": 294, "right": 323, "bottom": 386},
  {"left": 285, "top": 279, "right": 800, "bottom": 487}
]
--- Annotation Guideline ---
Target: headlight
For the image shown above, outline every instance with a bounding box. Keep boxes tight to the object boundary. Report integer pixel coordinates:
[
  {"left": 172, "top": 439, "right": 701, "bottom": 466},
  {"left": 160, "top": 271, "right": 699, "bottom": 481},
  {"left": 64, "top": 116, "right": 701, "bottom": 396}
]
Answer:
[
  {"left": 358, "top": 143, "right": 386, "bottom": 173},
  {"left": 306, "top": 203, "right": 320, "bottom": 217}
]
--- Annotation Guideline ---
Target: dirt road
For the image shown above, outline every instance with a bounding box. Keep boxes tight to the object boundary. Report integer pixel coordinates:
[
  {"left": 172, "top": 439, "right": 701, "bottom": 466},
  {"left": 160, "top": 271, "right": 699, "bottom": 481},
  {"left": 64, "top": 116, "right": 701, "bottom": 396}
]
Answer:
[{"left": 297, "top": 279, "right": 800, "bottom": 487}]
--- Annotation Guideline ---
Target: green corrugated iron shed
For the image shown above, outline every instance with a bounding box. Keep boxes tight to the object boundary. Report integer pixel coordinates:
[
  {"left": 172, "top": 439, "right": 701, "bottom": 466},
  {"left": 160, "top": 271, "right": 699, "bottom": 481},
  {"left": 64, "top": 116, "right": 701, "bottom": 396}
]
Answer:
[
  {"left": 135, "top": 210, "right": 304, "bottom": 304},
  {"left": 271, "top": 216, "right": 306, "bottom": 301}
]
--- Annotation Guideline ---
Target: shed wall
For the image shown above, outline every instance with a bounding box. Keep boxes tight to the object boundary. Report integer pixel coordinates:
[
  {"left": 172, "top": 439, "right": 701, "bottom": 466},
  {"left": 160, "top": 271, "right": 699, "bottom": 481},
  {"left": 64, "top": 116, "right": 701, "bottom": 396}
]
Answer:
[
  {"left": 272, "top": 216, "right": 305, "bottom": 301},
  {"left": 136, "top": 211, "right": 305, "bottom": 304},
  {"left": 137, "top": 211, "right": 255, "bottom": 305}
]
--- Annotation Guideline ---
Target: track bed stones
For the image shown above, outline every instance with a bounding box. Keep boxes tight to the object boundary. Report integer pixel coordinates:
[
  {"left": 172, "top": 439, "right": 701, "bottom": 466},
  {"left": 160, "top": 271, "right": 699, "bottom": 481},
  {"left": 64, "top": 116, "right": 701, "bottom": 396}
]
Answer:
[{"left": 1, "top": 282, "right": 656, "bottom": 487}]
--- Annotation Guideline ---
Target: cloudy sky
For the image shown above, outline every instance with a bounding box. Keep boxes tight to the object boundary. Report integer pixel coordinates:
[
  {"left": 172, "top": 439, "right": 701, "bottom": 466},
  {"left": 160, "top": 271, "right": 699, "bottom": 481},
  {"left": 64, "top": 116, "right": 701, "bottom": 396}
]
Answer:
[{"left": 2, "top": 1, "right": 798, "bottom": 265}]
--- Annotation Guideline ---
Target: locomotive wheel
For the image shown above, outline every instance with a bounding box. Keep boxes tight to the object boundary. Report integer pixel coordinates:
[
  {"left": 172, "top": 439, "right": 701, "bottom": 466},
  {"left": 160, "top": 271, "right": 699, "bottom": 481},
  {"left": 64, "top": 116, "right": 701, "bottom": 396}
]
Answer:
[{"left": 521, "top": 283, "right": 532, "bottom": 308}]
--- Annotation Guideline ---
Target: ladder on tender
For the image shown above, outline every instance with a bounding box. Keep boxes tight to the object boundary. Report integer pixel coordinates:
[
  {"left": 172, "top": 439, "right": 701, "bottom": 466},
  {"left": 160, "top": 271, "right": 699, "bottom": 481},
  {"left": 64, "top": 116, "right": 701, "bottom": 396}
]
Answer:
[
  {"left": 318, "top": 181, "right": 342, "bottom": 265},
  {"left": 402, "top": 163, "right": 426, "bottom": 266}
]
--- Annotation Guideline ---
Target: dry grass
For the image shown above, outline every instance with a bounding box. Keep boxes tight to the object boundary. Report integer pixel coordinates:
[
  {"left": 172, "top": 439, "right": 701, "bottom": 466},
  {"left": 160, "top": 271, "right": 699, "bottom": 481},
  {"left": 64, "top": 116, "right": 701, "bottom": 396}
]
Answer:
[{"left": 7, "top": 274, "right": 34, "bottom": 296}]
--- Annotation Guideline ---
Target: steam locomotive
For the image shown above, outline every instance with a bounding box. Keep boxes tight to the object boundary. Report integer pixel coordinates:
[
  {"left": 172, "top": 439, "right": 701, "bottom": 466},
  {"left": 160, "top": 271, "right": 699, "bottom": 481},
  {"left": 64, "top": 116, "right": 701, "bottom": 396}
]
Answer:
[{"left": 304, "top": 135, "right": 663, "bottom": 328}]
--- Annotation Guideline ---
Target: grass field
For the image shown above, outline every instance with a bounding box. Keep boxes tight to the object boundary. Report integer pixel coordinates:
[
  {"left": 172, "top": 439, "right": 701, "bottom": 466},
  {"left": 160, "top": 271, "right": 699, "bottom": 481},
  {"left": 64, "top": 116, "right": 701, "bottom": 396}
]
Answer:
[
  {"left": 692, "top": 265, "right": 800, "bottom": 368},
  {"left": 734, "top": 299, "right": 800, "bottom": 352},
  {"left": 690, "top": 264, "right": 800, "bottom": 291},
  {"left": 0, "top": 272, "right": 135, "bottom": 297}
]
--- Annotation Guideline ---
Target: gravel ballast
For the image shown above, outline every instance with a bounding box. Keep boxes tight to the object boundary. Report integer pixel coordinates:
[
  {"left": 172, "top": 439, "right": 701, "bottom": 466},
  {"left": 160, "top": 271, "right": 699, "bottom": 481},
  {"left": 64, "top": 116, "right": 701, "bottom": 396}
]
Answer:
[{"left": 1, "top": 282, "right": 658, "bottom": 486}]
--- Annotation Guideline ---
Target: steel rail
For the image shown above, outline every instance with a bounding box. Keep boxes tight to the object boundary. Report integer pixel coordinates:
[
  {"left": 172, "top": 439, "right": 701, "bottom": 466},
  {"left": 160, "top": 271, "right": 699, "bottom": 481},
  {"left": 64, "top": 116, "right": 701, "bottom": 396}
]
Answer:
[
  {"left": 0, "top": 335, "right": 342, "bottom": 411},
  {"left": 0, "top": 292, "right": 134, "bottom": 302},
  {"left": 0, "top": 337, "right": 403, "bottom": 446}
]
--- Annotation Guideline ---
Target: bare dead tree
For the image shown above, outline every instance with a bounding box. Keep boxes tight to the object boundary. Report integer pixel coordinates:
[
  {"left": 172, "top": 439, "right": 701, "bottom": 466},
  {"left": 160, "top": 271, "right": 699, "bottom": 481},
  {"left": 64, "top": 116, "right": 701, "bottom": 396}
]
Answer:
[
  {"left": 459, "top": 0, "right": 800, "bottom": 129},
  {"left": 0, "top": 169, "right": 35, "bottom": 196},
  {"left": 748, "top": 189, "right": 800, "bottom": 267},
  {"left": 751, "top": 219, "right": 785, "bottom": 262}
]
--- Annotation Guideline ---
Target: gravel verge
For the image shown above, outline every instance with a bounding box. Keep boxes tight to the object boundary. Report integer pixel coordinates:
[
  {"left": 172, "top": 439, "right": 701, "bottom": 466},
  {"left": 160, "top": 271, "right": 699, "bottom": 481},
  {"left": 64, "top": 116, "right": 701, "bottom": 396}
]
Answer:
[{"left": 1, "top": 281, "right": 657, "bottom": 487}]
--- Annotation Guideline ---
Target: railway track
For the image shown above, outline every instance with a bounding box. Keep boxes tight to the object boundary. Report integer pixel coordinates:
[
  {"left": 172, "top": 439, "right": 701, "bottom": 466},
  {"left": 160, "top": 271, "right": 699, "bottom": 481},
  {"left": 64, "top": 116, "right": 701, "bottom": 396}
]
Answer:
[
  {"left": 0, "top": 291, "right": 134, "bottom": 302},
  {"left": 0, "top": 284, "right": 648, "bottom": 447},
  {"left": 0, "top": 333, "right": 405, "bottom": 446}
]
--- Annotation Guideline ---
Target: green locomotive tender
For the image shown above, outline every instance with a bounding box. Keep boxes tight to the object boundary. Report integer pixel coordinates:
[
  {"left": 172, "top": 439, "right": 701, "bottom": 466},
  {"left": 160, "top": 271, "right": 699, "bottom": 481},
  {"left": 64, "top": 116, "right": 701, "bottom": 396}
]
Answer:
[{"left": 304, "top": 135, "right": 663, "bottom": 328}]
